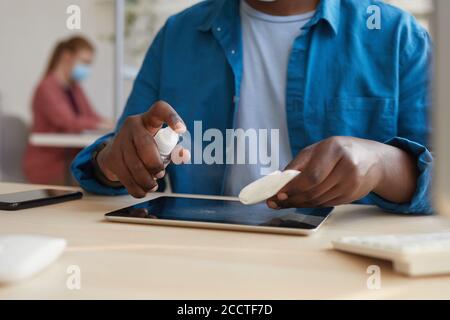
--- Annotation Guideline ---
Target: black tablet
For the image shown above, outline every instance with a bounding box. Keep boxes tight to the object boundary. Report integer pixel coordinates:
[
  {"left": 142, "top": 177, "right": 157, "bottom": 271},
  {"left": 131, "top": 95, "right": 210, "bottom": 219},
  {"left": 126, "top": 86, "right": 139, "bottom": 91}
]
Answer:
[{"left": 105, "top": 196, "right": 333, "bottom": 236}]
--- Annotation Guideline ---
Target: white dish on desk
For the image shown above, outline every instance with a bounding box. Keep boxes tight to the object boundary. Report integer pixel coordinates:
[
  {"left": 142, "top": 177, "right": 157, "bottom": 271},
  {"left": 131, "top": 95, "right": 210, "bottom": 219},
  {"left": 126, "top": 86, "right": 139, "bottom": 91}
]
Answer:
[{"left": 0, "top": 235, "right": 66, "bottom": 284}]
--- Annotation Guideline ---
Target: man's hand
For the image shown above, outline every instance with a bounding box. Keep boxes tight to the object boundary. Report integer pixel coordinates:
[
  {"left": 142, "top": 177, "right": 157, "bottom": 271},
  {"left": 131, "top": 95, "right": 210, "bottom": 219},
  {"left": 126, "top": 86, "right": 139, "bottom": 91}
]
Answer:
[
  {"left": 96, "top": 101, "right": 187, "bottom": 198},
  {"left": 267, "top": 136, "right": 418, "bottom": 209}
]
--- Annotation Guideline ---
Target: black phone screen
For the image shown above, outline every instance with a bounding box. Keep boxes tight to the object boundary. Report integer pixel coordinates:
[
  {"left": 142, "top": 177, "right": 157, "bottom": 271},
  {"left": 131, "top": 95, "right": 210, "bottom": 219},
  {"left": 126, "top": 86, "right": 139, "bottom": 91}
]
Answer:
[
  {"left": 0, "top": 189, "right": 83, "bottom": 210},
  {"left": 106, "top": 196, "right": 333, "bottom": 230}
]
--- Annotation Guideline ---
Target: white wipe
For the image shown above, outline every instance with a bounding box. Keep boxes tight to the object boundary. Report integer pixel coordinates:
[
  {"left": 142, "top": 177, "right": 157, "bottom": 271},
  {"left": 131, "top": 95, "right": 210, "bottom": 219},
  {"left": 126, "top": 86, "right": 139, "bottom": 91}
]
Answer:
[{"left": 238, "top": 170, "right": 301, "bottom": 205}]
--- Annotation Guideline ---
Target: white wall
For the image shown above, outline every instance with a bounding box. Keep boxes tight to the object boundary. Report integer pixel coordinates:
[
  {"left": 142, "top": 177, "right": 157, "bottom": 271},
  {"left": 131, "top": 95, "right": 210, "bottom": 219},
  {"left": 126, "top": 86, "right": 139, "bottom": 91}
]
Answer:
[
  {"left": 0, "top": 0, "right": 115, "bottom": 123},
  {"left": 387, "top": 0, "right": 434, "bottom": 31}
]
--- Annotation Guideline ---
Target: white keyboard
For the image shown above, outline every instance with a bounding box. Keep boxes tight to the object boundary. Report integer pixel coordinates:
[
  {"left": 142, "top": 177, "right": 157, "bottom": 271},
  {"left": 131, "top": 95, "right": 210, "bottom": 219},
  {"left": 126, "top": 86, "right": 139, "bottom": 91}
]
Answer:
[{"left": 332, "top": 232, "right": 450, "bottom": 276}]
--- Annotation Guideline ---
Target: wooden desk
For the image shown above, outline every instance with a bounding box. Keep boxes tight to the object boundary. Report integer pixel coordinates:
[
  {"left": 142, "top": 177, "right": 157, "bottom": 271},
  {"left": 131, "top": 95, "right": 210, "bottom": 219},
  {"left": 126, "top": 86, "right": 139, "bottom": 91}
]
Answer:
[
  {"left": 0, "top": 182, "right": 450, "bottom": 299},
  {"left": 29, "top": 133, "right": 103, "bottom": 148}
]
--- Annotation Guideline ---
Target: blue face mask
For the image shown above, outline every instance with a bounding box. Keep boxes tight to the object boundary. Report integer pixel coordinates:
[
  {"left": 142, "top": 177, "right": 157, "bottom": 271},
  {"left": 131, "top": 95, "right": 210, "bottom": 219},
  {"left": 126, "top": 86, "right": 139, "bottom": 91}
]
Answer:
[{"left": 71, "top": 63, "right": 91, "bottom": 82}]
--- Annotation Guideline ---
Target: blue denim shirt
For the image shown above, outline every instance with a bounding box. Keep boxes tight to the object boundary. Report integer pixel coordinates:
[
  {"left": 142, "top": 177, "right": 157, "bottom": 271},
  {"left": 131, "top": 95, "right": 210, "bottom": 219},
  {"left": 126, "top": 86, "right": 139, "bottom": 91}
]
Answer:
[{"left": 72, "top": 0, "right": 433, "bottom": 214}]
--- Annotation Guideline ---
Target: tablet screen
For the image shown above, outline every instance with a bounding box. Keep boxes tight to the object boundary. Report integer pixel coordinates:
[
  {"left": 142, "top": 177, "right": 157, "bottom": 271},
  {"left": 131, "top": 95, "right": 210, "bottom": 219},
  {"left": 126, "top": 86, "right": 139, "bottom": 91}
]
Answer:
[{"left": 106, "top": 196, "right": 333, "bottom": 230}]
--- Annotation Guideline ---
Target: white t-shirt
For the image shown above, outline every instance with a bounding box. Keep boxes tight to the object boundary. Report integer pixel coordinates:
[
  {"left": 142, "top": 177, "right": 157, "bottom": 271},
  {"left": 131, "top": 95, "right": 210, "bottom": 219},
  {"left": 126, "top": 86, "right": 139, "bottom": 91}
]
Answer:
[{"left": 224, "top": 0, "right": 315, "bottom": 196}]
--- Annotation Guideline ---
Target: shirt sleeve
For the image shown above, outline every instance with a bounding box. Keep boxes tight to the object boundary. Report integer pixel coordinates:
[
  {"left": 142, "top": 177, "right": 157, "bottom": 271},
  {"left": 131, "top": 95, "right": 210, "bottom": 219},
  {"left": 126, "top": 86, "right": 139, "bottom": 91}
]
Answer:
[
  {"left": 70, "top": 133, "right": 128, "bottom": 196},
  {"left": 368, "top": 137, "right": 434, "bottom": 215},
  {"left": 368, "top": 19, "right": 434, "bottom": 215},
  {"left": 71, "top": 23, "right": 167, "bottom": 195}
]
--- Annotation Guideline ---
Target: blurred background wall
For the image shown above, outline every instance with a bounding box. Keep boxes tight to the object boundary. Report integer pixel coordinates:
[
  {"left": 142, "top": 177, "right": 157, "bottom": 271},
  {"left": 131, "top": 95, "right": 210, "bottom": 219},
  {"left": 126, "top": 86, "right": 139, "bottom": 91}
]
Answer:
[{"left": 0, "top": 0, "right": 115, "bottom": 122}]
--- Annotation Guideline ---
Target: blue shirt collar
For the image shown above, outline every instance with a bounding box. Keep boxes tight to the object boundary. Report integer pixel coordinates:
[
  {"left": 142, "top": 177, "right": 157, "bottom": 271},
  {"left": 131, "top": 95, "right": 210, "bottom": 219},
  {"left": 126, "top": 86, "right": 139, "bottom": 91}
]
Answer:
[
  {"left": 307, "top": 0, "right": 341, "bottom": 34},
  {"left": 198, "top": 0, "right": 341, "bottom": 35}
]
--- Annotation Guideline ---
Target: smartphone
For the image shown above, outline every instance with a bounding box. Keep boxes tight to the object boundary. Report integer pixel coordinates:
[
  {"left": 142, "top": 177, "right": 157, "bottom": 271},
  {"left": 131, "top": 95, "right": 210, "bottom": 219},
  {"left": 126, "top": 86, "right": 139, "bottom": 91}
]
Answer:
[
  {"left": 0, "top": 189, "right": 83, "bottom": 211},
  {"left": 105, "top": 196, "right": 333, "bottom": 236}
]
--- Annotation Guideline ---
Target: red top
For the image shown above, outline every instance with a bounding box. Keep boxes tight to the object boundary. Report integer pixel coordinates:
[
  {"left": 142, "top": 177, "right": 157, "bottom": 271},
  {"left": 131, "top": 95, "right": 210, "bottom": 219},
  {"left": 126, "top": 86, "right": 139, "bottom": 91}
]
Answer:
[{"left": 23, "top": 74, "right": 101, "bottom": 185}]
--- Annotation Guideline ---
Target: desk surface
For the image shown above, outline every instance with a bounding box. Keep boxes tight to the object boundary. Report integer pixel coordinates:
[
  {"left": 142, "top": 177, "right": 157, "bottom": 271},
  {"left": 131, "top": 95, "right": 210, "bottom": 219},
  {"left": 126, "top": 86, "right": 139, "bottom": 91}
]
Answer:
[
  {"left": 29, "top": 133, "right": 103, "bottom": 148},
  {"left": 0, "top": 182, "right": 450, "bottom": 300}
]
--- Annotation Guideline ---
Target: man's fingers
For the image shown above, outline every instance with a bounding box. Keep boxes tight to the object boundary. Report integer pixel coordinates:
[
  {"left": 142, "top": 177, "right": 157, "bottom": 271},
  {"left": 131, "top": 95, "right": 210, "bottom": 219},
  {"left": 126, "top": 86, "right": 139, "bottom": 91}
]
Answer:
[
  {"left": 268, "top": 157, "right": 362, "bottom": 209},
  {"left": 285, "top": 146, "right": 314, "bottom": 171},
  {"left": 141, "top": 101, "right": 186, "bottom": 135},
  {"left": 132, "top": 127, "right": 165, "bottom": 175},
  {"left": 275, "top": 158, "right": 345, "bottom": 204},
  {"left": 313, "top": 185, "right": 346, "bottom": 207},
  {"left": 320, "top": 195, "right": 354, "bottom": 208},
  {"left": 287, "top": 141, "right": 344, "bottom": 192},
  {"left": 114, "top": 152, "right": 148, "bottom": 198},
  {"left": 268, "top": 183, "right": 344, "bottom": 209},
  {"left": 96, "top": 143, "right": 119, "bottom": 181},
  {"left": 122, "top": 139, "right": 158, "bottom": 192}
]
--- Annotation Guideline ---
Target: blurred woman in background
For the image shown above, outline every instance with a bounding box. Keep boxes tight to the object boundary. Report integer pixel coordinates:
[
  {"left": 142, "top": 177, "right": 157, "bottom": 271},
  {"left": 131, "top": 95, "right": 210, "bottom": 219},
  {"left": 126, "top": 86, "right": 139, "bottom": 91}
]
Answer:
[{"left": 23, "top": 36, "right": 111, "bottom": 185}]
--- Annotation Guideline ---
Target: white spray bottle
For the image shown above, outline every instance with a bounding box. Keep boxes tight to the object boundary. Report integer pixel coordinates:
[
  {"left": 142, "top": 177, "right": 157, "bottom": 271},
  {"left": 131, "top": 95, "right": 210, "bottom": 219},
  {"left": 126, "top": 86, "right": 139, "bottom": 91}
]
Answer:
[{"left": 154, "top": 127, "right": 180, "bottom": 167}]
